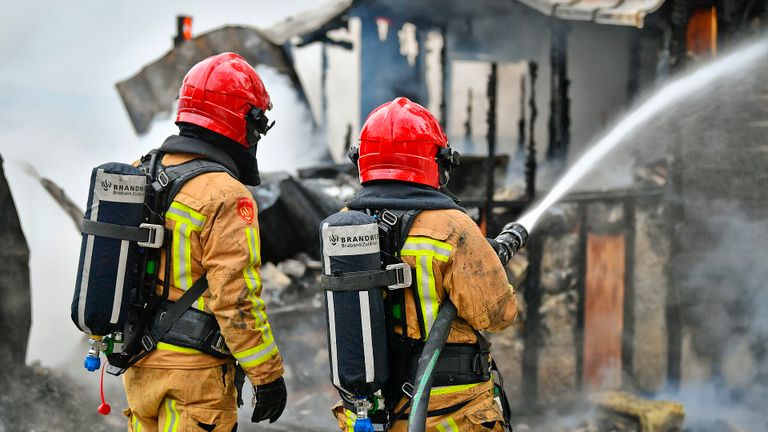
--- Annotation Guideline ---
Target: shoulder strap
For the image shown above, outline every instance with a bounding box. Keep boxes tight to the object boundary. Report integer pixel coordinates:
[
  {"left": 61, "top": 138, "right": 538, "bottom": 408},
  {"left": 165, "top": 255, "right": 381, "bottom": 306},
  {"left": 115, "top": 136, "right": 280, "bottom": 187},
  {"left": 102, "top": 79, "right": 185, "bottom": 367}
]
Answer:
[
  {"left": 154, "top": 158, "right": 236, "bottom": 209},
  {"left": 396, "top": 209, "right": 421, "bottom": 252},
  {"left": 112, "top": 275, "right": 210, "bottom": 375},
  {"left": 375, "top": 208, "right": 422, "bottom": 256}
]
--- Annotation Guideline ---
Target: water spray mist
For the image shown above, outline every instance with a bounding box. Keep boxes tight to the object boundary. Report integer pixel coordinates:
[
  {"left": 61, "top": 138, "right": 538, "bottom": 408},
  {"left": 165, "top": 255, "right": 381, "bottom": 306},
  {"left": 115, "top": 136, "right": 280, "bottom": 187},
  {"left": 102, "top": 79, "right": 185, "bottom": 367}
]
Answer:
[{"left": 517, "top": 36, "right": 768, "bottom": 233}]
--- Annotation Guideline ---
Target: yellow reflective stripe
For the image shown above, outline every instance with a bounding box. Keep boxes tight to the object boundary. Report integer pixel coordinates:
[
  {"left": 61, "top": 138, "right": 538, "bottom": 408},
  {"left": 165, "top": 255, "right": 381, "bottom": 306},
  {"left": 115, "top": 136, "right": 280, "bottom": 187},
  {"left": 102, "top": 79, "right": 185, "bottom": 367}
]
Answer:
[
  {"left": 426, "top": 254, "right": 439, "bottom": 333},
  {"left": 430, "top": 381, "right": 482, "bottom": 396},
  {"left": 436, "top": 417, "right": 459, "bottom": 432},
  {"left": 245, "top": 227, "right": 261, "bottom": 267},
  {"left": 401, "top": 236, "right": 453, "bottom": 262},
  {"left": 243, "top": 228, "right": 273, "bottom": 343},
  {"left": 163, "top": 399, "right": 179, "bottom": 432},
  {"left": 171, "top": 221, "right": 183, "bottom": 289},
  {"left": 157, "top": 342, "right": 204, "bottom": 354},
  {"left": 133, "top": 415, "right": 142, "bottom": 432},
  {"left": 415, "top": 255, "right": 439, "bottom": 337},
  {"left": 243, "top": 228, "right": 267, "bottom": 324},
  {"left": 167, "top": 201, "right": 206, "bottom": 228},
  {"left": 182, "top": 224, "right": 194, "bottom": 289},
  {"left": 345, "top": 409, "right": 356, "bottom": 432},
  {"left": 233, "top": 338, "right": 279, "bottom": 368},
  {"left": 401, "top": 239, "right": 445, "bottom": 337},
  {"left": 404, "top": 236, "right": 453, "bottom": 250},
  {"left": 167, "top": 201, "right": 205, "bottom": 311}
]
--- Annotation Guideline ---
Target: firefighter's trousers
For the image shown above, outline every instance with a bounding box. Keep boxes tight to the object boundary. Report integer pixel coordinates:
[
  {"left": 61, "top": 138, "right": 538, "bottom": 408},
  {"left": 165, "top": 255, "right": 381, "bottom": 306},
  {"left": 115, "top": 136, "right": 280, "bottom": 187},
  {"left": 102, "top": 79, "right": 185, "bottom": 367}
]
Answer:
[
  {"left": 334, "top": 383, "right": 505, "bottom": 431},
  {"left": 123, "top": 364, "right": 239, "bottom": 432}
]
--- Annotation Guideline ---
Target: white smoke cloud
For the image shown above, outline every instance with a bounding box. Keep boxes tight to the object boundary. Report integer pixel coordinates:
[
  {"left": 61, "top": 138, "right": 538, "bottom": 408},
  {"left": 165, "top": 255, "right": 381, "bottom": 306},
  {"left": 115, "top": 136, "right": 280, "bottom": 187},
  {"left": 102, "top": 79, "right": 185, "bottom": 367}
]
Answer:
[{"left": 0, "top": 0, "right": 321, "bottom": 372}]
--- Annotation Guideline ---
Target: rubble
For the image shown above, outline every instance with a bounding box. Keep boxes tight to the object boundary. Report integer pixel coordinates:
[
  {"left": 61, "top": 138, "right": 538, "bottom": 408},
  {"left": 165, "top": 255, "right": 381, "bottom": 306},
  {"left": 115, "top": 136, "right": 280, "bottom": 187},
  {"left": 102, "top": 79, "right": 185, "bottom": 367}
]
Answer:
[
  {"left": 594, "top": 391, "right": 685, "bottom": 432},
  {"left": 249, "top": 172, "right": 342, "bottom": 263},
  {"left": 261, "top": 262, "right": 293, "bottom": 293},
  {"left": 0, "top": 363, "right": 120, "bottom": 432},
  {"left": 277, "top": 258, "right": 308, "bottom": 279}
]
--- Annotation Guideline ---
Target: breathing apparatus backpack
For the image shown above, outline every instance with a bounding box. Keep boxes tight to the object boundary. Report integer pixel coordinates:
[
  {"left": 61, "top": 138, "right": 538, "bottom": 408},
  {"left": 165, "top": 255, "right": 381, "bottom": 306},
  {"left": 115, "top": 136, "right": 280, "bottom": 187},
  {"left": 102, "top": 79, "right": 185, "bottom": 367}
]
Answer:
[
  {"left": 321, "top": 208, "right": 514, "bottom": 431},
  {"left": 320, "top": 208, "right": 417, "bottom": 431},
  {"left": 71, "top": 150, "right": 235, "bottom": 375}
]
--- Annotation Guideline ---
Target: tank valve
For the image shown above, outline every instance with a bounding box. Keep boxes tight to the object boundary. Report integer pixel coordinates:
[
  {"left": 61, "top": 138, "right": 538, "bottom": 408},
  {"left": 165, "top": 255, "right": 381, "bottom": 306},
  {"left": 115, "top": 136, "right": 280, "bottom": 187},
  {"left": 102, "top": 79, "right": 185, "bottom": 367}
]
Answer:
[
  {"left": 84, "top": 336, "right": 105, "bottom": 372},
  {"left": 492, "top": 222, "right": 529, "bottom": 266},
  {"left": 353, "top": 398, "right": 374, "bottom": 432}
]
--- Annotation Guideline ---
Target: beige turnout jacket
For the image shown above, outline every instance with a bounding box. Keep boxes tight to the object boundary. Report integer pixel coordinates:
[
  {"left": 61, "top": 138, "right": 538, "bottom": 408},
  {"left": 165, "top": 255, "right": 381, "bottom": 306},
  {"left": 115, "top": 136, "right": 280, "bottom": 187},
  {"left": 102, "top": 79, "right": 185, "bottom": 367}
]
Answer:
[{"left": 136, "top": 152, "right": 283, "bottom": 386}]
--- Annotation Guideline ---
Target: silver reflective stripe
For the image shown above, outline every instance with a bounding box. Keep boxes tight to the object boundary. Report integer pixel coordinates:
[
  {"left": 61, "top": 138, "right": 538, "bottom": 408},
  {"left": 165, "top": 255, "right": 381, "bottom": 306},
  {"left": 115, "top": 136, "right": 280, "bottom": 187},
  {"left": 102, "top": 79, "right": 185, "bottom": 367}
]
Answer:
[
  {"left": 164, "top": 399, "right": 177, "bottom": 432},
  {"left": 237, "top": 338, "right": 277, "bottom": 365},
  {"left": 322, "top": 223, "right": 331, "bottom": 274},
  {"left": 359, "top": 291, "right": 375, "bottom": 383},
  {"left": 419, "top": 255, "right": 437, "bottom": 335},
  {"left": 77, "top": 234, "right": 94, "bottom": 333},
  {"left": 77, "top": 169, "right": 103, "bottom": 334},
  {"left": 110, "top": 240, "right": 129, "bottom": 323},
  {"left": 437, "top": 418, "right": 458, "bottom": 432},
  {"left": 167, "top": 205, "right": 204, "bottom": 228},
  {"left": 402, "top": 241, "right": 452, "bottom": 257},
  {"left": 177, "top": 223, "right": 190, "bottom": 290},
  {"left": 328, "top": 291, "right": 340, "bottom": 387}
]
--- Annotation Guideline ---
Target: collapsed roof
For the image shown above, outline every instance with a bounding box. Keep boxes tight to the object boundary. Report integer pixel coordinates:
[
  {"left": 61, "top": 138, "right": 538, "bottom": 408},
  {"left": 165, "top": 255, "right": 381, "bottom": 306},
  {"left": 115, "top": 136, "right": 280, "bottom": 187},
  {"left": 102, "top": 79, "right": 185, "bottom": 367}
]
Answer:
[
  {"left": 116, "top": 0, "right": 665, "bottom": 135},
  {"left": 517, "top": 0, "right": 666, "bottom": 28},
  {"left": 116, "top": 0, "right": 352, "bottom": 135}
]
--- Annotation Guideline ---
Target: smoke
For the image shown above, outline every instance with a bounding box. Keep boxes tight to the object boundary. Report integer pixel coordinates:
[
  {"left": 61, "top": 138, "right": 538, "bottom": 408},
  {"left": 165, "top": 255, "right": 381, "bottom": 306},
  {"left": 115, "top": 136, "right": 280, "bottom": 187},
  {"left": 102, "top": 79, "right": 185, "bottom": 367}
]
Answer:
[
  {"left": 12, "top": 160, "right": 83, "bottom": 229},
  {"left": 508, "top": 35, "right": 768, "bottom": 430},
  {"left": 0, "top": 1, "right": 331, "bottom": 430}
]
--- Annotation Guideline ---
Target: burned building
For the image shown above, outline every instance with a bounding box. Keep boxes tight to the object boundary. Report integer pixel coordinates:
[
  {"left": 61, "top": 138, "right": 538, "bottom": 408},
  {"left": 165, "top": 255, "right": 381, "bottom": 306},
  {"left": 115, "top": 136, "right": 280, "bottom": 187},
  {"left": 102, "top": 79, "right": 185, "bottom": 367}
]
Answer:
[{"left": 113, "top": 1, "right": 768, "bottom": 429}]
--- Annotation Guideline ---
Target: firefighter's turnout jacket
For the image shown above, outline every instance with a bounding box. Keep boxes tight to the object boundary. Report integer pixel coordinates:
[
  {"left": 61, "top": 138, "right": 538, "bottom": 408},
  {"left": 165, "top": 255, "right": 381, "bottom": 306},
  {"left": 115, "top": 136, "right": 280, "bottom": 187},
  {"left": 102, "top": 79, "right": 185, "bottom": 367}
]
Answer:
[
  {"left": 334, "top": 207, "right": 519, "bottom": 432},
  {"left": 123, "top": 150, "right": 283, "bottom": 431}
]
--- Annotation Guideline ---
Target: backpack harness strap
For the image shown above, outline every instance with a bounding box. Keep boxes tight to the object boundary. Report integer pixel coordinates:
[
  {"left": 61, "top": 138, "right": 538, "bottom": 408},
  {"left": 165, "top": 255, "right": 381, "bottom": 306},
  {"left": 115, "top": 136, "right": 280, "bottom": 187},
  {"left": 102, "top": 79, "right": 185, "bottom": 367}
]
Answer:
[
  {"left": 141, "top": 276, "right": 210, "bottom": 352},
  {"left": 321, "top": 264, "right": 412, "bottom": 292},
  {"left": 80, "top": 219, "right": 164, "bottom": 248}
]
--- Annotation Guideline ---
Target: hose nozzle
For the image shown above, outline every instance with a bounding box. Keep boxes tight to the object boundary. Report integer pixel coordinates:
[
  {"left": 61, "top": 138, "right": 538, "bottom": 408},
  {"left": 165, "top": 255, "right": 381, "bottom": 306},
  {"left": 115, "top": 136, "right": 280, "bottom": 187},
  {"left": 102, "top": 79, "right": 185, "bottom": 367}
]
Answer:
[{"left": 492, "top": 222, "right": 529, "bottom": 266}]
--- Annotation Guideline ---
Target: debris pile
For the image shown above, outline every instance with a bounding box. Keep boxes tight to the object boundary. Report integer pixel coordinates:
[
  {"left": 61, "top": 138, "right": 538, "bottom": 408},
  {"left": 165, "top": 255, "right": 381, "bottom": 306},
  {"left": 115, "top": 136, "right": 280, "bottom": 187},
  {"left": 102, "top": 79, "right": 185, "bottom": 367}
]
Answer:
[{"left": 0, "top": 363, "right": 120, "bottom": 432}]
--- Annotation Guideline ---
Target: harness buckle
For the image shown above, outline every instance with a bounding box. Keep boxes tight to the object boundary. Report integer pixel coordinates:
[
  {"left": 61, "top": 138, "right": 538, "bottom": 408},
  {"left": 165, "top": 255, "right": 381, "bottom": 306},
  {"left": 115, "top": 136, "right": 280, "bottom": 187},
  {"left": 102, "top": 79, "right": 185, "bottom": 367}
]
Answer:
[
  {"left": 140, "top": 334, "right": 156, "bottom": 351},
  {"left": 106, "top": 364, "right": 126, "bottom": 376},
  {"left": 138, "top": 223, "right": 164, "bottom": 248},
  {"left": 473, "top": 352, "right": 492, "bottom": 381},
  {"left": 380, "top": 210, "right": 398, "bottom": 227},
  {"left": 210, "top": 333, "right": 229, "bottom": 355},
  {"left": 386, "top": 263, "right": 412, "bottom": 290},
  {"left": 157, "top": 171, "right": 170, "bottom": 187},
  {"left": 401, "top": 381, "right": 414, "bottom": 398}
]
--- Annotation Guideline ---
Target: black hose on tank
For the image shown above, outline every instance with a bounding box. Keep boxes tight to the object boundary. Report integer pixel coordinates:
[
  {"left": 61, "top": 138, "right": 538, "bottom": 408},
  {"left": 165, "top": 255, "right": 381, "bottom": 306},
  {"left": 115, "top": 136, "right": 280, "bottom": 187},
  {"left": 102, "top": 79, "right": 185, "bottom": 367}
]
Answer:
[{"left": 406, "top": 300, "right": 457, "bottom": 432}]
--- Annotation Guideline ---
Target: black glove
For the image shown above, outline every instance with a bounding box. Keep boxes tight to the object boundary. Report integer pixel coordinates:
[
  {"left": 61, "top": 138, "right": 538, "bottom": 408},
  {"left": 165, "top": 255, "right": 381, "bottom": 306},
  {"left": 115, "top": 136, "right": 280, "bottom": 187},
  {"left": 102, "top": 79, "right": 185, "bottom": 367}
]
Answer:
[{"left": 251, "top": 377, "right": 287, "bottom": 423}]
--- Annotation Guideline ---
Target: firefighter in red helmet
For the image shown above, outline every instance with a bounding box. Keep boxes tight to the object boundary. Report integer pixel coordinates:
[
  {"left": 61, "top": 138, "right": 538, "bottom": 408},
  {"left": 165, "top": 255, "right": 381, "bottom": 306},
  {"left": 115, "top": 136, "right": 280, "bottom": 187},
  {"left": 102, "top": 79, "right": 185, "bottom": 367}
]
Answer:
[
  {"left": 121, "top": 52, "right": 286, "bottom": 431},
  {"left": 332, "top": 97, "right": 519, "bottom": 431}
]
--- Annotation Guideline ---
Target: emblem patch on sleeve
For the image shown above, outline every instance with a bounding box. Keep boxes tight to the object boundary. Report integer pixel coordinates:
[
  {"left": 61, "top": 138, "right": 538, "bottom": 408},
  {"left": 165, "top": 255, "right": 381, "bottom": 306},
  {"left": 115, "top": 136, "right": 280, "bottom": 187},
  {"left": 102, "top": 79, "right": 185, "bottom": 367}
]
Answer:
[{"left": 237, "top": 197, "right": 255, "bottom": 224}]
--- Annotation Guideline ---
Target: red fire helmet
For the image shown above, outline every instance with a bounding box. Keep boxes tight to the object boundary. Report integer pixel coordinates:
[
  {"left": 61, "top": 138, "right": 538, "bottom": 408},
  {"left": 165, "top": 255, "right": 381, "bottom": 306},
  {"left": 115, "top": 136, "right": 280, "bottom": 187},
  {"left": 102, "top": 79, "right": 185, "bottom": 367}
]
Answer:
[
  {"left": 357, "top": 97, "right": 456, "bottom": 189},
  {"left": 176, "top": 52, "right": 271, "bottom": 147}
]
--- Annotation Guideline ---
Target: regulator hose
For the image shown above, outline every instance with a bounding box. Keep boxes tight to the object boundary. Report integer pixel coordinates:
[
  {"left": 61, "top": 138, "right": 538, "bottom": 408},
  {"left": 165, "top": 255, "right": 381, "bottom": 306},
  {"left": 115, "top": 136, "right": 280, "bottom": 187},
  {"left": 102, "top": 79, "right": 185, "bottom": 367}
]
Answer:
[{"left": 406, "top": 300, "right": 458, "bottom": 432}]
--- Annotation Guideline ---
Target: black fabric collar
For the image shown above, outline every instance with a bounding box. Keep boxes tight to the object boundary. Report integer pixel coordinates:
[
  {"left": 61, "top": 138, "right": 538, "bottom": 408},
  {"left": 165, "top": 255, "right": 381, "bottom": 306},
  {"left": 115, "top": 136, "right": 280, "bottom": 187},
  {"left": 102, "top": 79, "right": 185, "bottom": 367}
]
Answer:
[
  {"left": 159, "top": 135, "right": 241, "bottom": 178},
  {"left": 346, "top": 181, "right": 465, "bottom": 212}
]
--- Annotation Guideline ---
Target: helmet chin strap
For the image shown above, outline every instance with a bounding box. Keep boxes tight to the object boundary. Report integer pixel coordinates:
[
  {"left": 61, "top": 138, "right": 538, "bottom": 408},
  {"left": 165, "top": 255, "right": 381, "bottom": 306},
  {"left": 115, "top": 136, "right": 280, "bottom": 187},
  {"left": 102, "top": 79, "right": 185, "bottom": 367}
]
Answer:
[
  {"left": 436, "top": 147, "right": 460, "bottom": 188},
  {"left": 245, "top": 106, "right": 275, "bottom": 147}
]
